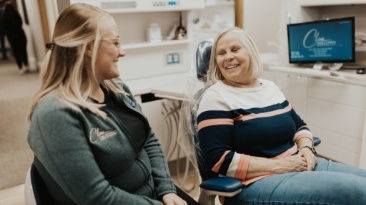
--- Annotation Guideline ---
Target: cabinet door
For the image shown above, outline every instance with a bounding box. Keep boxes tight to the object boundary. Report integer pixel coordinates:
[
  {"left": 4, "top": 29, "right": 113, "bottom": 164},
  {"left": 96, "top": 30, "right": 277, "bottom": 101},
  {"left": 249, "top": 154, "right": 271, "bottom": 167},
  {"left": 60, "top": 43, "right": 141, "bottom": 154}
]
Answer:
[
  {"left": 139, "top": 98, "right": 185, "bottom": 161},
  {"left": 262, "top": 70, "right": 308, "bottom": 119},
  {"left": 306, "top": 78, "right": 366, "bottom": 167}
]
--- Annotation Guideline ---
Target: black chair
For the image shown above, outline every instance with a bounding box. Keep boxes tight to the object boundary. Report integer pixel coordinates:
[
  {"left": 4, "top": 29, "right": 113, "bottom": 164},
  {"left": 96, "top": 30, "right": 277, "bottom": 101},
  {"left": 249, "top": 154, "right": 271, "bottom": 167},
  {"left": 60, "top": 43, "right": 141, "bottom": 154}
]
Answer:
[
  {"left": 24, "top": 163, "right": 53, "bottom": 205},
  {"left": 188, "top": 39, "right": 321, "bottom": 205}
]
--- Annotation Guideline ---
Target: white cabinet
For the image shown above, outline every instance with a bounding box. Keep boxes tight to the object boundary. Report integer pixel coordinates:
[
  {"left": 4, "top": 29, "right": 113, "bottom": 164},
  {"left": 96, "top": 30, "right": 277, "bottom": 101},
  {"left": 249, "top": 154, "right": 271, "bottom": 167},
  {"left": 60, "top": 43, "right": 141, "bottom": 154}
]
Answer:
[
  {"left": 111, "top": 11, "right": 192, "bottom": 80},
  {"left": 60, "top": 0, "right": 205, "bottom": 81},
  {"left": 69, "top": 0, "right": 204, "bottom": 12},
  {"left": 306, "top": 79, "right": 366, "bottom": 166},
  {"left": 264, "top": 65, "right": 366, "bottom": 169},
  {"left": 136, "top": 97, "right": 184, "bottom": 162},
  {"left": 299, "top": 0, "right": 366, "bottom": 7}
]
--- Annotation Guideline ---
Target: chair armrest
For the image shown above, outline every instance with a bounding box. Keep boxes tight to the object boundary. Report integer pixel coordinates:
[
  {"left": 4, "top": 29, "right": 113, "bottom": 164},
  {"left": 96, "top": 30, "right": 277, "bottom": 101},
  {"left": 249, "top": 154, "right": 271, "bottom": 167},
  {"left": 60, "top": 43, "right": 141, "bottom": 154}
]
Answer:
[
  {"left": 313, "top": 136, "right": 321, "bottom": 147},
  {"left": 198, "top": 177, "right": 242, "bottom": 205},
  {"left": 200, "top": 177, "right": 242, "bottom": 193}
]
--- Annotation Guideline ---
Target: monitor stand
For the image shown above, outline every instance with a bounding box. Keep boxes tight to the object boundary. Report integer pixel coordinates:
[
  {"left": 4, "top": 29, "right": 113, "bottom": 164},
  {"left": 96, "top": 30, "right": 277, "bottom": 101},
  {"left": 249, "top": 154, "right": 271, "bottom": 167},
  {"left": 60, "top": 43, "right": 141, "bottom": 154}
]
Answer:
[
  {"left": 313, "top": 63, "right": 325, "bottom": 70},
  {"left": 313, "top": 63, "right": 343, "bottom": 71}
]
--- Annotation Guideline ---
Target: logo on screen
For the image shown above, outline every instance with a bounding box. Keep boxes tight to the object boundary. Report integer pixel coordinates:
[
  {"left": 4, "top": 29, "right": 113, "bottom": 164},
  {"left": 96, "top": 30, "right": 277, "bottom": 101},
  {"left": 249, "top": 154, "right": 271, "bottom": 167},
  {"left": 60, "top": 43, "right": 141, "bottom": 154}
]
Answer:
[{"left": 303, "top": 29, "right": 336, "bottom": 49}]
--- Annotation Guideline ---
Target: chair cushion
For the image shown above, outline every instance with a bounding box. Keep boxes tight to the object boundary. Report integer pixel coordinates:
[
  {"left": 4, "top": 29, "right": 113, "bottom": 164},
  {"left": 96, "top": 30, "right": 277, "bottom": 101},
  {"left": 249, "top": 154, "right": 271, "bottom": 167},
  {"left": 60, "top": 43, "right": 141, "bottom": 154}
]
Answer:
[
  {"left": 200, "top": 177, "right": 243, "bottom": 192},
  {"left": 195, "top": 39, "right": 213, "bottom": 81}
]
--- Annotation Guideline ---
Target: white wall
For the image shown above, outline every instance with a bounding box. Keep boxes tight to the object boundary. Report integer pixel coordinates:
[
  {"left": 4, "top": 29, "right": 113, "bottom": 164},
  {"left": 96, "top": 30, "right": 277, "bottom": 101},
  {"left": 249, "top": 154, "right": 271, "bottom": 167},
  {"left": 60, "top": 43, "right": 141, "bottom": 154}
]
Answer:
[
  {"left": 16, "top": 0, "right": 46, "bottom": 70},
  {"left": 45, "top": 0, "right": 60, "bottom": 36},
  {"left": 244, "top": 0, "right": 285, "bottom": 53},
  {"left": 243, "top": 0, "right": 304, "bottom": 65}
]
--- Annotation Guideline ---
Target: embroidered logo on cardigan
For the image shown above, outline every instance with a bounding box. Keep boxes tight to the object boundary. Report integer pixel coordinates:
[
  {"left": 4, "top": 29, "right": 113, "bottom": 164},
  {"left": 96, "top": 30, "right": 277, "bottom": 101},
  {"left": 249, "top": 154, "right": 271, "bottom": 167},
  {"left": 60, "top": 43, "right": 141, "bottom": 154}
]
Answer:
[{"left": 89, "top": 128, "right": 117, "bottom": 143}]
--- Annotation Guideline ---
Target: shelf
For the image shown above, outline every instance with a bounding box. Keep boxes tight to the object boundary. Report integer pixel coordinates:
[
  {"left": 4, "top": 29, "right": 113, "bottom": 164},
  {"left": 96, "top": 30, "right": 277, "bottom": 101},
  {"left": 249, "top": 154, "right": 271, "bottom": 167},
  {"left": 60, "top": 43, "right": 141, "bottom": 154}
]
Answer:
[
  {"left": 300, "top": 0, "right": 366, "bottom": 7},
  {"left": 193, "top": 27, "right": 225, "bottom": 33},
  {"left": 267, "top": 65, "right": 366, "bottom": 86},
  {"left": 356, "top": 46, "right": 366, "bottom": 52},
  {"left": 69, "top": 0, "right": 205, "bottom": 13},
  {"left": 105, "top": 7, "right": 197, "bottom": 13},
  {"left": 205, "top": 1, "right": 234, "bottom": 7},
  {"left": 122, "top": 39, "right": 190, "bottom": 50}
]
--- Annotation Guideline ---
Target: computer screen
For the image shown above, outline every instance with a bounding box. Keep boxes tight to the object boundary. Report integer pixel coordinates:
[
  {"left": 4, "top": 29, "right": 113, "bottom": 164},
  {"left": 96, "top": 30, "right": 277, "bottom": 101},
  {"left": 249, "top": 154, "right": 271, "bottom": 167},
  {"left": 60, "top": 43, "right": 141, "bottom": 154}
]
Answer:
[{"left": 287, "top": 17, "right": 355, "bottom": 64}]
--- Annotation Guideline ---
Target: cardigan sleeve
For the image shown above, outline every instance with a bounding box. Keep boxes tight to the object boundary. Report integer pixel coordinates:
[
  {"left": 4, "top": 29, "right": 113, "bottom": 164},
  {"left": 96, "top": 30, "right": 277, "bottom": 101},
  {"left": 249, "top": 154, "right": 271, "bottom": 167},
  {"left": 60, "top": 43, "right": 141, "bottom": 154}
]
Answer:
[
  {"left": 144, "top": 131, "right": 177, "bottom": 199},
  {"left": 122, "top": 81, "right": 177, "bottom": 198}
]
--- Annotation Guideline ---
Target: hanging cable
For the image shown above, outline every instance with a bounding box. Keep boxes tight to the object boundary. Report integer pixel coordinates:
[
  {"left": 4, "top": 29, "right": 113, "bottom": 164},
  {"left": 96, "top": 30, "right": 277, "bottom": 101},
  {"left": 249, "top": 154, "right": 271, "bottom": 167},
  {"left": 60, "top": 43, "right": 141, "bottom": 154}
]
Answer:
[{"left": 161, "top": 99, "right": 198, "bottom": 192}]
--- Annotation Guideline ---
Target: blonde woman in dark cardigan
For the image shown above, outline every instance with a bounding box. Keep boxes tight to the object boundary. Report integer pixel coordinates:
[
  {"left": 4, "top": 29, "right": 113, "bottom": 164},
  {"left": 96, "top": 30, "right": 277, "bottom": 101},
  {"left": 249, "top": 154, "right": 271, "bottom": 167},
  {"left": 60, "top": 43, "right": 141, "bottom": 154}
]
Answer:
[{"left": 27, "top": 3, "right": 196, "bottom": 205}]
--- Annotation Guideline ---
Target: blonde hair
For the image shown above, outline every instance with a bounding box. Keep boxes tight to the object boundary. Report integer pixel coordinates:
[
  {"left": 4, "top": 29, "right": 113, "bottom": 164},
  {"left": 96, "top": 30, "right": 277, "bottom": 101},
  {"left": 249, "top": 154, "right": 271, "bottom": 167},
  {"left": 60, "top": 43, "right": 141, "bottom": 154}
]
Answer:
[
  {"left": 207, "top": 27, "right": 263, "bottom": 86},
  {"left": 29, "top": 3, "right": 124, "bottom": 120}
]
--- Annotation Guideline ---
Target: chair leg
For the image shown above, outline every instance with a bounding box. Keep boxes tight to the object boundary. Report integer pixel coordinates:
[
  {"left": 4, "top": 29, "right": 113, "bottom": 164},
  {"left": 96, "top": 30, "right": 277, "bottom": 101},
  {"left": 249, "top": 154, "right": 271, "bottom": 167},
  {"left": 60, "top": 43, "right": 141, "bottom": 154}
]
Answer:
[{"left": 198, "top": 189, "right": 217, "bottom": 205}]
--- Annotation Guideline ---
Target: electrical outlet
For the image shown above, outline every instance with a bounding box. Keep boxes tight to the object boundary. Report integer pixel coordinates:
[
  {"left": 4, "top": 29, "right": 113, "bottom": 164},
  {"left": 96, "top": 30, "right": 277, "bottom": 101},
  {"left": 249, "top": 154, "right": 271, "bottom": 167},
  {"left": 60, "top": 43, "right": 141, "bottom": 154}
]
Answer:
[{"left": 166, "top": 52, "right": 181, "bottom": 65}]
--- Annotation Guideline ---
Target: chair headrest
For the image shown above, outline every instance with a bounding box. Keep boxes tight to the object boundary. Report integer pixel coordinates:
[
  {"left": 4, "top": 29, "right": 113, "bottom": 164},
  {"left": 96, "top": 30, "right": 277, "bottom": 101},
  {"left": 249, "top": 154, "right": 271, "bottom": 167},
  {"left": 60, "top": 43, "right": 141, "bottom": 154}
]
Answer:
[{"left": 195, "top": 39, "right": 213, "bottom": 82}]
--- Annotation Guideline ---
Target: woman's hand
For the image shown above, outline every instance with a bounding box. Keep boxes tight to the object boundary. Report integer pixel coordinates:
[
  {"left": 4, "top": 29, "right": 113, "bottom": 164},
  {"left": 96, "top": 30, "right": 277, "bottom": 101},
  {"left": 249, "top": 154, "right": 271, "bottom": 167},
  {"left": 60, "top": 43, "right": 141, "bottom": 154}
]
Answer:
[
  {"left": 162, "top": 193, "right": 187, "bottom": 205},
  {"left": 247, "top": 155, "right": 308, "bottom": 178},
  {"left": 296, "top": 137, "right": 317, "bottom": 171},
  {"left": 273, "top": 155, "right": 308, "bottom": 173},
  {"left": 298, "top": 147, "right": 317, "bottom": 171}
]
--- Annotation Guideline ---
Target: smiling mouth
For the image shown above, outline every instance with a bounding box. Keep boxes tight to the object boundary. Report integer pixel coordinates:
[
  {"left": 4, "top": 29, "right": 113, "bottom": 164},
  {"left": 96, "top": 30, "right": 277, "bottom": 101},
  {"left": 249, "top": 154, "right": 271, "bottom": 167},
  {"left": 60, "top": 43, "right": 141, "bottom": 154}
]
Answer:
[{"left": 225, "top": 64, "right": 239, "bottom": 70}]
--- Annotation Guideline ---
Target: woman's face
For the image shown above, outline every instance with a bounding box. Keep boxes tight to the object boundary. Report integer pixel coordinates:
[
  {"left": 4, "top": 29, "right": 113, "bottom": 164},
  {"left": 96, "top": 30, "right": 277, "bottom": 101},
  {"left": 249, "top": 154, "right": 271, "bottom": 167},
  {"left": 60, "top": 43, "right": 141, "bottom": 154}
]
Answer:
[
  {"left": 215, "top": 31, "right": 252, "bottom": 87},
  {"left": 94, "top": 18, "right": 125, "bottom": 82}
]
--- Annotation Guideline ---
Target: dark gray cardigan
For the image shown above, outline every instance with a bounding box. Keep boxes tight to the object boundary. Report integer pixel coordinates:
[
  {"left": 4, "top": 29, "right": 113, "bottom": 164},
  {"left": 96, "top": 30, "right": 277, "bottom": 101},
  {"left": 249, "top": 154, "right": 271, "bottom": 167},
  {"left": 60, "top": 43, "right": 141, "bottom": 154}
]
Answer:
[{"left": 28, "top": 83, "right": 176, "bottom": 204}]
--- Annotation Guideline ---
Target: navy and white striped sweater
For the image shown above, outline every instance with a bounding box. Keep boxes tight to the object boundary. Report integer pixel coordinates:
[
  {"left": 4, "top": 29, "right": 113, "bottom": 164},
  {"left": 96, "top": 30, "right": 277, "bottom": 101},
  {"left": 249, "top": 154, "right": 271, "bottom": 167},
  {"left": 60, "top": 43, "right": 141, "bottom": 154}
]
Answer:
[{"left": 197, "top": 79, "right": 312, "bottom": 185}]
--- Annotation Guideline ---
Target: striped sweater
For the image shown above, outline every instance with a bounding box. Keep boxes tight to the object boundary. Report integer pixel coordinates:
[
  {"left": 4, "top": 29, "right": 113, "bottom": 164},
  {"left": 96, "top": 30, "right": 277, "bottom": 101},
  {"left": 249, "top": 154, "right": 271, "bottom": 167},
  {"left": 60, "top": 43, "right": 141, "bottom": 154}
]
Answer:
[{"left": 197, "top": 79, "right": 312, "bottom": 185}]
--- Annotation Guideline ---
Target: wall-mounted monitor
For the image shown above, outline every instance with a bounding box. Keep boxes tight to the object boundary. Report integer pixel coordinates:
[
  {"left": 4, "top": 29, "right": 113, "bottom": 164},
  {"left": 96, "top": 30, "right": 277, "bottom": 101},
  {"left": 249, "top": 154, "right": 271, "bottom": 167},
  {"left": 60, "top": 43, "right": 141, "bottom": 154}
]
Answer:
[{"left": 287, "top": 17, "right": 355, "bottom": 69}]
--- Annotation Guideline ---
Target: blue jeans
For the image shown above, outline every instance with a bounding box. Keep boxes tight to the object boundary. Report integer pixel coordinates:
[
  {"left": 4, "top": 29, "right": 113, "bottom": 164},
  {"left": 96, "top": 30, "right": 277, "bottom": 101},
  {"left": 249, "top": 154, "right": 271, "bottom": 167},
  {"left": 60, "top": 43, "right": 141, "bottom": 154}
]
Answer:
[{"left": 224, "top": 158, "right": 366, "bottom": 205}]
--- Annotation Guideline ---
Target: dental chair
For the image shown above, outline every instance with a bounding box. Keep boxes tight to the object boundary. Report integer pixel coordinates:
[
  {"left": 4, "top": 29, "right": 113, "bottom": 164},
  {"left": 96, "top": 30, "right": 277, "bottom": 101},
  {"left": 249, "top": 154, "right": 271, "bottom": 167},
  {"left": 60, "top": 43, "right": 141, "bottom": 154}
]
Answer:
[
  {"left": 190, "top": 39, "right": 243, "bottom": 205},
  {"left": 179, "top": 38, "right": 321, "bottom": 205}
]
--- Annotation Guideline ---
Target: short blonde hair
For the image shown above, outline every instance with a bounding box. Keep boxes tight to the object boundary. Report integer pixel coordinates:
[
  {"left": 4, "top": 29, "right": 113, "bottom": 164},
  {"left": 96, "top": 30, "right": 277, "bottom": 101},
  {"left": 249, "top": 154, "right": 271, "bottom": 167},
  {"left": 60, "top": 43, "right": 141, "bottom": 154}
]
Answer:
[
  {"left": 207, "top": 27, "right": 263, "bottom": 85},
  {"left": 29, "top": 3, "right": 124, "bottom": 119}
]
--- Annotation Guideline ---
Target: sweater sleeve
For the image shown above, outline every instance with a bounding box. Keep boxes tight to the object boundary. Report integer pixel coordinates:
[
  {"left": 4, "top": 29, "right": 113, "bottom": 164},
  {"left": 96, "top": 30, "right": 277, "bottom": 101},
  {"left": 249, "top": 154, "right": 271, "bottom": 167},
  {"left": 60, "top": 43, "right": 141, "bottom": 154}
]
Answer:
[
  {"left": 28, "top": 97, "right": 165, "bottom": 205},
  {"left": 197, "top": 89, "right": 250, "bottom": 181},
  {"left": 291, "top": 108, "right": 313, "bottom": 143}
]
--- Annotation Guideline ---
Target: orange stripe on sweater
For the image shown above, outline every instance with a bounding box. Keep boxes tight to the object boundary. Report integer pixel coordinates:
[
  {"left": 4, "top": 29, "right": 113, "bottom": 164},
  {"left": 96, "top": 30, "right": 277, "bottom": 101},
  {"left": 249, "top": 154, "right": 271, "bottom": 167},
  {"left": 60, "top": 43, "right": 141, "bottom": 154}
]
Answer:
[
  {"left": 197, "top": 119, "right": 233, "bottom": 130},
  {"left": 212, "top": 151, "right": 230, "bottom": 173},
  {"left": 234, "top": 155, "right": 250, "bottom": 180},
  {"left": 235, "top": 104, "right": 292, "bottom": 122}
]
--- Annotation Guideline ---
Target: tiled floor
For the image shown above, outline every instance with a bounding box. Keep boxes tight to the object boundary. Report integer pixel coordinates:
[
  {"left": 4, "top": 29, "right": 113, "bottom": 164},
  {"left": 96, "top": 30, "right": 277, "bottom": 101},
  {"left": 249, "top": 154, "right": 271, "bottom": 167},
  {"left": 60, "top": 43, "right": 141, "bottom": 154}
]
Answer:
[{"left": 0, "top": 184, "right": 25, "bottom": 205}]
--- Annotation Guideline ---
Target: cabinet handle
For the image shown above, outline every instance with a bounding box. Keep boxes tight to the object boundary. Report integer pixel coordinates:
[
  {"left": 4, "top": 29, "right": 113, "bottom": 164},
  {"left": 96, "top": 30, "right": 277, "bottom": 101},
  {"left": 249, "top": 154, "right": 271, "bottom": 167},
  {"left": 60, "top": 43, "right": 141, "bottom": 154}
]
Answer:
[
  {"left": 287, "top": 74, "right": 303, "bottom": 79},
  {"left": 329, "top": 72, "right": 345, "bottom": 80}
]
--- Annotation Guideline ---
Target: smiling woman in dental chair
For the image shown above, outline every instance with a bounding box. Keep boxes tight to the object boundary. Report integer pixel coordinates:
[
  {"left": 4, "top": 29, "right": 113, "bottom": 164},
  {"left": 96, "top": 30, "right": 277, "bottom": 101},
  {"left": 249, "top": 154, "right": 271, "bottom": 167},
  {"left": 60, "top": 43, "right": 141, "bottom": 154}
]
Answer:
[{"left": 197, "top": 27, "right": 366, "bottom": 204}]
